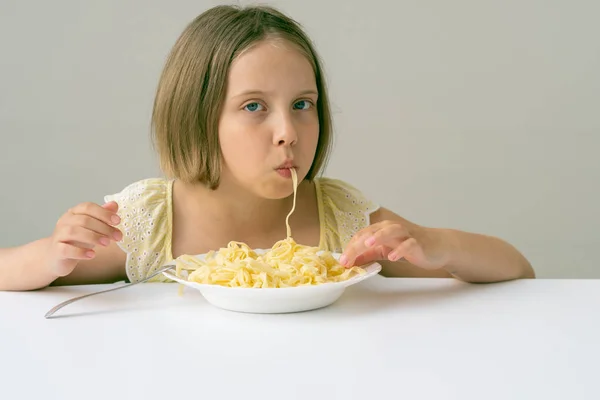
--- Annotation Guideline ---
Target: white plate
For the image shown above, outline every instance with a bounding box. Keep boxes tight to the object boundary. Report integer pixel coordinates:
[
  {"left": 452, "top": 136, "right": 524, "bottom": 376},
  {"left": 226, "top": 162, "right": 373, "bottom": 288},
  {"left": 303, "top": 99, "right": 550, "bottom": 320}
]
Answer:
[{"left": 162, "top": 251, "right": 382, "bottom": 314}]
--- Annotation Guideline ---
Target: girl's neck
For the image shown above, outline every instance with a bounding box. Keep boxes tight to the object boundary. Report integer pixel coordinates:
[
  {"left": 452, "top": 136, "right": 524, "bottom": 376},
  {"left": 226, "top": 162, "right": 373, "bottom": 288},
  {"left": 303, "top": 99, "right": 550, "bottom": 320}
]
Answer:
[{"left": 173, "top": 178, "right": 299, "bottom": 240}]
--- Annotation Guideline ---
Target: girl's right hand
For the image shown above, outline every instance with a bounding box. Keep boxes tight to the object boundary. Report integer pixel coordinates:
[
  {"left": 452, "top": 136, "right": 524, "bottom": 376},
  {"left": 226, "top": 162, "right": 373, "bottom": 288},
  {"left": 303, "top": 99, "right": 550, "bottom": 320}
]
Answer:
[{"left": 47, "top": 201, "right": 123, "bottom": 277}]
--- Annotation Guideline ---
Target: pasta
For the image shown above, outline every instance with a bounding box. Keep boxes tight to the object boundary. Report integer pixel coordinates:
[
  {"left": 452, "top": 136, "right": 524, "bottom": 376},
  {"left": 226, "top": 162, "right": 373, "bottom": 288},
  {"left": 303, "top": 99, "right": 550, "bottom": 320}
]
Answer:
[{"left": 173, "top": 168, "right": 365, "bottom": 288}]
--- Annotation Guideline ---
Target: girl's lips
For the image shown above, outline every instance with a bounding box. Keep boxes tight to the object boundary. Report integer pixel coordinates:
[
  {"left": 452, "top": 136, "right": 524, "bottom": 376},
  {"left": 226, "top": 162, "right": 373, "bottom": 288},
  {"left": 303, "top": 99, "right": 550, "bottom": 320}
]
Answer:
[
  {"left": 276, "top": 168, "right": 292, "bottom": 178},
  {"left": 276, "top": 160, "right": 295, "bottom": 169}
]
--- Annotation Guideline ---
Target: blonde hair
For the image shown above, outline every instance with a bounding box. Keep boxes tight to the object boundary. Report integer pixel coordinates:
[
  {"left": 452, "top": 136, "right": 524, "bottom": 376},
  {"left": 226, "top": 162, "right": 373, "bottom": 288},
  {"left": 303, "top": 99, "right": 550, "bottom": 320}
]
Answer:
[{"left": 151, "top": 5, "right": 333, "bottom": 189}]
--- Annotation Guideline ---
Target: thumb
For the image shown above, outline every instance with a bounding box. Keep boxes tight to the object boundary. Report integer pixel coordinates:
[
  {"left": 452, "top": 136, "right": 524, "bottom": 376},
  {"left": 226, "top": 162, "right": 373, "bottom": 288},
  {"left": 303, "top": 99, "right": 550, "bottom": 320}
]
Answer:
[{"left": 102, "top": 201, "right": 119, "bottom": 212}]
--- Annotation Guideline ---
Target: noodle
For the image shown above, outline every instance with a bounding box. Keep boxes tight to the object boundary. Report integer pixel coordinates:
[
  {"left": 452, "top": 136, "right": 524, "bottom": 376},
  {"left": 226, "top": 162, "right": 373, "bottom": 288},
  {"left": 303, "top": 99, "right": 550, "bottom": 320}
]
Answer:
[{"left": 174, "top": 168, "right": 365, "bottom": 288}]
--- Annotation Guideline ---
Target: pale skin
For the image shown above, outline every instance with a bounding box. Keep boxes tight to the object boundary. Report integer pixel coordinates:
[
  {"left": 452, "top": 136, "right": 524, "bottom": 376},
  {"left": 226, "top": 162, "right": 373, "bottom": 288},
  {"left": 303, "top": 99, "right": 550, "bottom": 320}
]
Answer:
[{"left": 0, "top": 38, "right": 533, "bottom": 291}]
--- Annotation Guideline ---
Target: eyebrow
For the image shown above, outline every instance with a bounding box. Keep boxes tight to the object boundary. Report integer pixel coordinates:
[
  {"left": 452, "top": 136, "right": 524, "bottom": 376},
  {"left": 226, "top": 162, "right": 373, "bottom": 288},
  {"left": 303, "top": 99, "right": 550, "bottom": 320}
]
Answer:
[{"left": 231, "top": 89, "right": 318, "bottom": 98}]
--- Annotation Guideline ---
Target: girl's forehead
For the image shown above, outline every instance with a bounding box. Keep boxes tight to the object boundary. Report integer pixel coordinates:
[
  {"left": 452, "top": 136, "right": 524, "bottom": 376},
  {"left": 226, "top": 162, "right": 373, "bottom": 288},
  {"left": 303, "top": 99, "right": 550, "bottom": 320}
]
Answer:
[{"left": 226, "top": 40, "right": 317, "bottom": 96}]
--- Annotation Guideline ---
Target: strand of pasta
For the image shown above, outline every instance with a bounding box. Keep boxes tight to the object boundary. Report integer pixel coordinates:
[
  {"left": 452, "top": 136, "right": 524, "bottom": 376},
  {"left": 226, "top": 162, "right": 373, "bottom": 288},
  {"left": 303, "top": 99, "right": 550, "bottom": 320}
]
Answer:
[{"left": 174, "top": 168, "right": 364, "bottom": 288}]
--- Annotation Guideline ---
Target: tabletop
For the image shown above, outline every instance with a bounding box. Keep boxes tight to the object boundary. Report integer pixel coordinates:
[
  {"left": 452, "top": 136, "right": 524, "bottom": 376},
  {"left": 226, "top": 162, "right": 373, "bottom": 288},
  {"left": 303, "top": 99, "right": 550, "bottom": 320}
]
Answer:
[{"left": 1, "top": 275, "right": 599, "bottom": 400}]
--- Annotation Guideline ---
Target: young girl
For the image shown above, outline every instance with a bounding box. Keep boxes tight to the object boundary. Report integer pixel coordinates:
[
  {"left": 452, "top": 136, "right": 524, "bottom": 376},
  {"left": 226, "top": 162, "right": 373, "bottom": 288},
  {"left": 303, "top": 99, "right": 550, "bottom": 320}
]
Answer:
[{"left": 0, "top": 5, "right": 534, "bottom": 291}]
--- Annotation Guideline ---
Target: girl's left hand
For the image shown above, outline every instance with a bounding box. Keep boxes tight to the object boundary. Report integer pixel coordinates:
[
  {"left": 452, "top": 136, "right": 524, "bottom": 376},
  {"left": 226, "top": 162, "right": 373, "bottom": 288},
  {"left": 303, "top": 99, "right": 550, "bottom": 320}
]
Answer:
[{"left": 339, "top": 220, "right": 450, "bottom": 270}]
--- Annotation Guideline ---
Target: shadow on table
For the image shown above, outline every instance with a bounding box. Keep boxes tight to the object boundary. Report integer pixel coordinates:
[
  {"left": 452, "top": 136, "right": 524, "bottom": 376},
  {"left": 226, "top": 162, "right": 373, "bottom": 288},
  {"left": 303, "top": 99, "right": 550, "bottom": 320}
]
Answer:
[
  {"left": 44, "top": 302, "right": 185, "bottom": 319},
  {"left": 40, "top": 284, "right": 202, "bottom": 320},
  {"left": 325, "top": 277, "right": 502, "bottom": 315},
  {"left": 40, "top": 278, "right": 515, "bottom": 319}
]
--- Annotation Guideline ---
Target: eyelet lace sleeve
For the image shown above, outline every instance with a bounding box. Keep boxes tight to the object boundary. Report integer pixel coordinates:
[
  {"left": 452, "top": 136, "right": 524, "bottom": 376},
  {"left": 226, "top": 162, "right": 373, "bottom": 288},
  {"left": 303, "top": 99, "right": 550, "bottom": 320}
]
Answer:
[
  {"left": 103, "top": 178, "right": 173, "bottom": 283},
  {"left": 316, "top": 177, "right": 380, "bottom": 252}
]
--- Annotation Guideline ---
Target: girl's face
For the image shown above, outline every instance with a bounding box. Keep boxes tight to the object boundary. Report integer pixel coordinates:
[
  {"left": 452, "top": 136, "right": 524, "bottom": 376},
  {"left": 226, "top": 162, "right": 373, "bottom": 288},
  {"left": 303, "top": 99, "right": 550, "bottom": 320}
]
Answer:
[{"left": 217, "top": 39, "right": 320, "bottom": 199}]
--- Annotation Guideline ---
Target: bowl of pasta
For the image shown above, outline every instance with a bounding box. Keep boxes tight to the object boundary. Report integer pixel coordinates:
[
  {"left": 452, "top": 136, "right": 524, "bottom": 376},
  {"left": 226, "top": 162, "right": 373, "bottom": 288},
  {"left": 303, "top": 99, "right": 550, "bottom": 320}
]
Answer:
[
  {"left": 162, "top": 168, "right": 381, "bottom": 313},
  {"left": 162, "top": 238, "right": 382, "bottom": 314}
]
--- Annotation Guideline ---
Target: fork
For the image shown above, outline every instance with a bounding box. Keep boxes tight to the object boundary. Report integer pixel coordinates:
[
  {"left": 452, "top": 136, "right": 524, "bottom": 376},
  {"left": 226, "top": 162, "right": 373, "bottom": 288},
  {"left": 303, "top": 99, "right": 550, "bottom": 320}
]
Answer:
[{"left": 44, "top": 265, "right": 175, "bottom": 319}]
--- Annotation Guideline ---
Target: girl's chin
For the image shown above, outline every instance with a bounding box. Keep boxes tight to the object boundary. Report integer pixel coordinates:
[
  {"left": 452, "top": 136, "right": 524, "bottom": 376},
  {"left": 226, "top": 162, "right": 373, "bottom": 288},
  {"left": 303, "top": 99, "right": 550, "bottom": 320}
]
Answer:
[{"left": 259, "top": 175, "right": 299, "bottom": 199}]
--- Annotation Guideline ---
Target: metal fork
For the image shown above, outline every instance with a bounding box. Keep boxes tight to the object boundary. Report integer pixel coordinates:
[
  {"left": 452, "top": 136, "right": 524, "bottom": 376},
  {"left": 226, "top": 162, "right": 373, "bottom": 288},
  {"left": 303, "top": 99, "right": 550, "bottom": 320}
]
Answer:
[{"left": 44, "top": 265, "right": 175, "bottom": 319}]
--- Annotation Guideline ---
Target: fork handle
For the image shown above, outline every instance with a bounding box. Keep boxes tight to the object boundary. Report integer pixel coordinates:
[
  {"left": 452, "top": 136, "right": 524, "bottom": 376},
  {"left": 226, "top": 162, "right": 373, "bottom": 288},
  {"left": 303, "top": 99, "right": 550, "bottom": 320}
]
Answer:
[{"left": 44, "top": 265, "right": 174, "bottom": 319}]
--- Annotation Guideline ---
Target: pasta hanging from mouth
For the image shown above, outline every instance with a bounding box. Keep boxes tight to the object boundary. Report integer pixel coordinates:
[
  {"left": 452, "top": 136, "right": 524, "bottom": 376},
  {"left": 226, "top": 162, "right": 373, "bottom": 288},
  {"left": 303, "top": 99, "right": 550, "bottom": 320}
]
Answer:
[{"left": 174, "top": 169, "right": 365, "bottom": 288}]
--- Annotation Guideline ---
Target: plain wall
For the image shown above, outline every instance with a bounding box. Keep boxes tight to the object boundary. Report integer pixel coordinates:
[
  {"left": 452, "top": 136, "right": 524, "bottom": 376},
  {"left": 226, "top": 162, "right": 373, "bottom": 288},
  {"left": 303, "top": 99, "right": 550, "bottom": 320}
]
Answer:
[{"left": 1, "top": 0, "right": 598, "bottom": 278}]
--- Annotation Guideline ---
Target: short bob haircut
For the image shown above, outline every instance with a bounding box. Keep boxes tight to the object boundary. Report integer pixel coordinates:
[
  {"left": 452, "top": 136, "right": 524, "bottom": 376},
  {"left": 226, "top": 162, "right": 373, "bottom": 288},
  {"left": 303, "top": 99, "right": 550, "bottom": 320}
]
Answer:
[{"left": 151, "top": 5, "right": 333, "bottom": 189}]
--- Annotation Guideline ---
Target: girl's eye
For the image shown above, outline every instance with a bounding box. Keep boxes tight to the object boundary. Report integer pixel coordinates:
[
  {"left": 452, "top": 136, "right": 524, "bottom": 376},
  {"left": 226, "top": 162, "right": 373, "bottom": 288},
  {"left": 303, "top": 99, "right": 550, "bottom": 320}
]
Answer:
[
  {"left": 293, "top": 100, "right": 312, "bottom": 110},
  {"left": 244, "top": 102, "right": 264, "bottom": 112}
]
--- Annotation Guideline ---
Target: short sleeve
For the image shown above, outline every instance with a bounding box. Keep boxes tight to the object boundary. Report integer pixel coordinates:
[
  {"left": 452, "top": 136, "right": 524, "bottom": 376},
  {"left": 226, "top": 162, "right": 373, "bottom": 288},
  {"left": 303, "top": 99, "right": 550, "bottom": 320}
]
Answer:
[
  {"left": 104, "top": 178, "right": 172, "bottom": 283},
  {"left": 316, "top": 177, "right": 380, "bottom": 252}
]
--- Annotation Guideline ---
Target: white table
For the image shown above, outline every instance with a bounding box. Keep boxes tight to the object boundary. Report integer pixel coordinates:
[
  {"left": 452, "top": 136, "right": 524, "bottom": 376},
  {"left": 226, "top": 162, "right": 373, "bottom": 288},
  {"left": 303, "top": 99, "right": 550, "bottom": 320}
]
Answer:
[{"left": 1, "top": 275, "right": 599, "bottom": 400}]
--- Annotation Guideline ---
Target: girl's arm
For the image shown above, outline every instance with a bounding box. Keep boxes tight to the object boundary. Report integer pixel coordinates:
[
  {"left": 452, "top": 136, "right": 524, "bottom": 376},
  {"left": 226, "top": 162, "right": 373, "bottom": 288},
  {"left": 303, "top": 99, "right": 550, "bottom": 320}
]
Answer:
[
  {"left": 0, "top": 201, "right": 127, "bottom": 291},
  {"left": 341, "top": 207, "right": 534, "bottom": 283},
  {"left": 0, "top": 239, "right": 126, "bottom": 291},
  {"left": 432, "top": 226, "right": 535, "bottom": 282}
]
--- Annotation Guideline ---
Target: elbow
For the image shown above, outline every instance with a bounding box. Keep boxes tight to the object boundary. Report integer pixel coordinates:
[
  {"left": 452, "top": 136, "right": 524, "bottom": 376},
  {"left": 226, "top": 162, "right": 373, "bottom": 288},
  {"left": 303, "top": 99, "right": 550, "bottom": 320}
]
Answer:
[
  {"left": 512, "top": 247, "right": 535, "bottom": 279},
  {"left": 496, "top": 258, "right": 536, "bottom": 282},
  {"left": 499, "top": 241, "right": 536, "bottom": 281},
  {"left": 0, "top": 279, "right": 51, "bottom": 292},
  {"left": 520, "top": 259, "right": 536, "bottom": 279},
  {"left": 496, "top": 259, "right": 536, "bottom": 283},
  {"left": 452, "top": 259, "right": 536, "bottom": 284}
]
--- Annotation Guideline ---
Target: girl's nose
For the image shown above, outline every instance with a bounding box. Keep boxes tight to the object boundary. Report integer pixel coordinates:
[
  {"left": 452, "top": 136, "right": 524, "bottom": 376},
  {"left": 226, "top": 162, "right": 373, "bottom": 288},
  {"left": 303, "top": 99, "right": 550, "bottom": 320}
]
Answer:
[{"left": 273, "top": 113, "right": 298, "bottom": 146}]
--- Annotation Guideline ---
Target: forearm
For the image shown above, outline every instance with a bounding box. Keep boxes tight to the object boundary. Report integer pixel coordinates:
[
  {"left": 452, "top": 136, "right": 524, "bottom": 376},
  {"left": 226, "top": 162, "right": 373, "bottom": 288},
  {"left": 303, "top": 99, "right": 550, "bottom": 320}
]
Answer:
[
  {"left": 439, "top": 229, "right": 535, "bottom": 283},
  {"left": 0, "top": 238, "right": 59, "bottom": 291}
]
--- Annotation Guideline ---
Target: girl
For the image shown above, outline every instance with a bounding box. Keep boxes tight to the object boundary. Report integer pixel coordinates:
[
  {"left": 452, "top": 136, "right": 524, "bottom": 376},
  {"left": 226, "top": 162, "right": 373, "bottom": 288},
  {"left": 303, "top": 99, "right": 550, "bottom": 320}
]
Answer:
[{"left": 0, "top": 5, "right": 534, "bottom": 291}]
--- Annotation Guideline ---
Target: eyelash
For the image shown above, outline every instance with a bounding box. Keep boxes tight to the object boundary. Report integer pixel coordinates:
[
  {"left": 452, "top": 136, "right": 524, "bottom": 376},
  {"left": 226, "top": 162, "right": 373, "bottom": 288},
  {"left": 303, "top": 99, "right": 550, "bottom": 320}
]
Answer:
[{"left": 242, "top": 99, "right": 315, "bottom": 113}]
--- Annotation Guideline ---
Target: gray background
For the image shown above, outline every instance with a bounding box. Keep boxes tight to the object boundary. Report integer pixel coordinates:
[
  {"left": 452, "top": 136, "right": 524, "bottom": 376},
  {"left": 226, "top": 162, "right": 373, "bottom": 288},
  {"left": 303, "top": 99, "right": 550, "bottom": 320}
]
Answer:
[{"left": 1, "top": 0, "right": 598, "bottom": 278}]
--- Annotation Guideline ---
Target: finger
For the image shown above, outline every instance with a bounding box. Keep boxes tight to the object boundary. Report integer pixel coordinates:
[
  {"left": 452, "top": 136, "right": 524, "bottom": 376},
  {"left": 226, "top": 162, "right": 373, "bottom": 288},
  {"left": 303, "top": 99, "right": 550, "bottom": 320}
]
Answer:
[
  {"left": 55, "top": 242, "right": 95, "bottom": 261},
  {"left": 346, "top": 227, "right": 372, "bottom": 247},
  {"left": 342, "top": 225, "right": 406, "bottom": 266},
  {"left": 388, "top": 238, "right": 420, "bottom": 262},
  {"left": 67, "top": 240, "right": 97, "bottom": 251},
  {"left": 347, "top": 221, "right": 390, "bottom": 246},
  {"left": 352, "top": 245, "right": 389, "bottom": 267},
  {"left": 69, "top": 202, "right": 121, "bottom": 227},
  {"left": 67, "top": 214, "right": 122, "bottom": 241},
  {"left": 102, "top": 201, "right": 119, "bottom": 213},
  {"left": 340, "top": 226, "right": 385, "bottom": 265},
  {"left": 367, "top": 224, "right": 409, "bottom": 248},
  {"left": 56, "top": 225, "right": 110, "bottom": 248}
]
